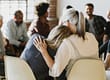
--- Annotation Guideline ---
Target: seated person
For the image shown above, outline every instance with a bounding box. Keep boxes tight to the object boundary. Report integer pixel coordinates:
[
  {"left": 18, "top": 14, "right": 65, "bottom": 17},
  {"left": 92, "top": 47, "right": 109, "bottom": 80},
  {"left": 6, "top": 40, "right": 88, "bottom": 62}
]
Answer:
[
  {"left": 27, "top": 2, "right": 50, "bottom": 38},
  {"left": 2, "top": 10, "right": 28, "bottom": 56},
  {"left": 104, "top": 40, "right": 110, "bottom": 70},
  {"left": 99, "top": 10, "right": 110, "bottom": 60}
]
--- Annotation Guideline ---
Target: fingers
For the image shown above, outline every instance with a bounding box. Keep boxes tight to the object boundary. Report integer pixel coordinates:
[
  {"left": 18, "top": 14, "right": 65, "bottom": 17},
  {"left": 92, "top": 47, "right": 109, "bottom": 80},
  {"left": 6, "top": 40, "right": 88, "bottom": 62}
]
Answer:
[
  {"left": 33, "top": 36, "right": 47, "bottom": 50},
  {"left": 33, "top": 27, "right": 38, "bottom": 32},
  {"left": 33, "top": 37, "right": 39, "bottom": 49},
  {"left": 42, "top": 39, "right": 47, "bottom": 48},
  {"left": 34, "top": 36, "right": 40, "bottom": 47},
  {"left": 38, "top": 36, "right": 42, "bottom": 43}
]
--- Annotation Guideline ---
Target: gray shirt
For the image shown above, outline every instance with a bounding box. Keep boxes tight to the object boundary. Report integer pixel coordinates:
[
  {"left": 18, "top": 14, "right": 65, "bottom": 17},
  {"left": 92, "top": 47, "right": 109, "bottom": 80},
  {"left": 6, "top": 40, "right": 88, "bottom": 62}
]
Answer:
[{"left": 87, "top": 17, "right": 96, "bottom": 36}]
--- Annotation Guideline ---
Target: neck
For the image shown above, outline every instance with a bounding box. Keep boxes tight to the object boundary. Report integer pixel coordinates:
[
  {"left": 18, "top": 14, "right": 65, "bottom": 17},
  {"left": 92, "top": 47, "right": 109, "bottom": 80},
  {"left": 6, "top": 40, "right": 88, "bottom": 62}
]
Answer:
[
  {"left": 39, "top": 16, "right": 47, "bottom": 23},
  {"left": 87, "top": 15, "right": 93, "bottom": 20}
]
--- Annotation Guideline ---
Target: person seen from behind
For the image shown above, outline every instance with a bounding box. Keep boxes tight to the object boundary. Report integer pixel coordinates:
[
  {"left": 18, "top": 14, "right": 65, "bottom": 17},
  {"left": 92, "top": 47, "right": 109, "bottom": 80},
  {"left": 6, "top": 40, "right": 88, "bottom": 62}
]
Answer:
[{"left": 27, "top": 2, "right": 50, "bottom": 38}]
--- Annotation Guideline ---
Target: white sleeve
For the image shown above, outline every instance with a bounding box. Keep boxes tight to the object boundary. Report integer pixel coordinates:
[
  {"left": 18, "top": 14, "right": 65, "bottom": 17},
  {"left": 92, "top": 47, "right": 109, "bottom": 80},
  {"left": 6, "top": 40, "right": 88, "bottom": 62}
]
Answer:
[
  {"left": 6, "top": 21, "right": 21, "bottom": 46},
  {"left": 49, "top": 39, "right": 72, "bottom": 77},
  {"left": 27, "top": 20, "right": 37, "bottom": 38},
  {"left": 22, "top": 23, "right": 29, "bottom": 41}
]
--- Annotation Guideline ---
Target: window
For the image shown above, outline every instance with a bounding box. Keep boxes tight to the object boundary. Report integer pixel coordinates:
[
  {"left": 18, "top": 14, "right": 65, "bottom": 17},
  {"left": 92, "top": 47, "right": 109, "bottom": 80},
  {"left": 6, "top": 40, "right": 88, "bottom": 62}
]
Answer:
[
  {"left": 0, "top": 0, "right": 26, "bottom": 23},
  {"left": 0, "top": 0, "right": 48, "bottom": 28}
]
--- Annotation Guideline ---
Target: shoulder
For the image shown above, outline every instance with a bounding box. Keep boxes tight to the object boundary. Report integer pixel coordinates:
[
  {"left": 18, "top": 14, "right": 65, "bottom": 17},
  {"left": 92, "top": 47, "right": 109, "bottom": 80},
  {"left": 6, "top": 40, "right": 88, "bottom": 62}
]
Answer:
[
  {"left": 85, "top": 32, "right": 96, "bottom": 39},
  {"left": 62, "top": 35, "right": 75, "bottom": 45},
  {"left": 7, "top": 19, "right": 14, "bottom": 24},
  {"left": 21, "top": 22, "right": 26, "bottom": 27},
  {"left": 6, "top": 19, "right": 15, "bottom": 29},
  {"left": 25, "top": 33, "right": 41, "bottom": 47},
  {"left": 85, "top": 32, "right": 98, "bottom": 44},
  {"left": 86, "top": 32, "right": 94, "bottom": 37},
  {"left": 94, "top": 15, "right": 106, "bottom": 20}
]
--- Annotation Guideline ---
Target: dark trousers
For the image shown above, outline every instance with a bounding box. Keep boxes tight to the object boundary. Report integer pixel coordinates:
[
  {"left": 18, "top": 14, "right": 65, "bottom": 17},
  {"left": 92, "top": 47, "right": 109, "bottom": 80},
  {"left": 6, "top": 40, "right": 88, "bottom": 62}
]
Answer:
[{"left": 99, "top": 41, "right": 109, "bottom": 60}]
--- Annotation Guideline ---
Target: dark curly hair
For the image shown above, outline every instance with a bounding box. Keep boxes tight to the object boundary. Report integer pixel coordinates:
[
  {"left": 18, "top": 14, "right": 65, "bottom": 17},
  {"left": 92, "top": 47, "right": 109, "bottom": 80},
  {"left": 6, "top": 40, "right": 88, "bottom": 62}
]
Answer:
[
  {"left": 85, "top": 3, "right": 94, "bottom": 9},
  {"left": 35, "top": 2, "right": 49, "bottom": 17},
  {"left": 14, "top": 10, "right": 23, "bottom": 18}
]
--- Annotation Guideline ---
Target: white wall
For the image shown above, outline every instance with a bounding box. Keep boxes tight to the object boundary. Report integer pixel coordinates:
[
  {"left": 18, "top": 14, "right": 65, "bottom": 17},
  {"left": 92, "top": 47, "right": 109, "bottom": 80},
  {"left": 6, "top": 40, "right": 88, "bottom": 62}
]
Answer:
[{"left": 57, "top": 0, "right": 110, "bottom": 20}]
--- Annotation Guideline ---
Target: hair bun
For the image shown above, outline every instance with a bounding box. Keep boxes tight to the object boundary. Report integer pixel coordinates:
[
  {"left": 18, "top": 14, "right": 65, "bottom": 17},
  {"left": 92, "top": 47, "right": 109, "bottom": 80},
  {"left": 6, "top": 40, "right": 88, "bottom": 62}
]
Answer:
[{"left": 36, "top": 2, "right": 49, "bottom": 17}]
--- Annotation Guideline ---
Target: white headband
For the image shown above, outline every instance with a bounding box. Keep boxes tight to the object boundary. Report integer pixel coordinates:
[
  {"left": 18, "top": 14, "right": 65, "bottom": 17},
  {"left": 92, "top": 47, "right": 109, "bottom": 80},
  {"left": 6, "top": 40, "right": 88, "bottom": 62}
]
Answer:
[{"left": 60, "top": 8, "right": 78, "bottom": 25}]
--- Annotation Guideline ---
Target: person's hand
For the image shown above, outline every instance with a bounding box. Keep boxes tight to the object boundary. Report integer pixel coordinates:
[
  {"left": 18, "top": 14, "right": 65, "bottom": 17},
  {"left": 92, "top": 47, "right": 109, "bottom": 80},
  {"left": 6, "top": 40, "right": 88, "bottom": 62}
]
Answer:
[
  {"left": 31, "top": 27, "right": 38, "bottom": 35},
  {"left": 33, "top": 36, "right": 47, "bottom": 54},
  {"left": 3, "top": 38, "right": 9, "bottom": 47},
  {"left": 34, "top": 36, "right": 54, "bottom": 68},
  {"left": 33, "top": 27, "right": 38, "bottom": 32},
  {"left": 104, "top": 53, "right": 110, "bottom": 70}
]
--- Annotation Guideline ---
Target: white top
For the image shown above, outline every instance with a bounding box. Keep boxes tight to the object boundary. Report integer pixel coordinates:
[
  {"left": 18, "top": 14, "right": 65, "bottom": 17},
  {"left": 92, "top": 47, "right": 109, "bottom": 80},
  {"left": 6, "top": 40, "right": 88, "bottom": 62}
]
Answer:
[
  {"left": 49, "top": 32, "right": 99, "bottom": 77},
  {"left": 27, "top": 19, "right": 38, "bottom": 38},
  {"left": 2, "top": 19, "right": 28, "bottom": 46}
]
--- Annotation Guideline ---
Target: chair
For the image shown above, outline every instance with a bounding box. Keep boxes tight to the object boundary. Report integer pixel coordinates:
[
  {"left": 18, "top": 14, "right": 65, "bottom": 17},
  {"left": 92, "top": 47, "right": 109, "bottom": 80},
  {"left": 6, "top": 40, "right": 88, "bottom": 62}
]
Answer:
[
  {"left": 4, "top": 56, "right": 36, "bottom": 80},
  {"left": 67, "top": 58, "right": 106, "bottom": 80},
  {"left": 106, "top": 70, "right": 110, "bottom": 80}
]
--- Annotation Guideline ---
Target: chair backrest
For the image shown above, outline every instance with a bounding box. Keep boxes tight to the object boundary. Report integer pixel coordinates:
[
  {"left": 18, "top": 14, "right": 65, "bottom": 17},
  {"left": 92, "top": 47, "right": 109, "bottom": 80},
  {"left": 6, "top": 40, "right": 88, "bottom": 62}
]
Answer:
[
  {"left": 67, "top": 58, "right": 106, "bottom": 80},
  {"left": 106, "top": 70, "right": 110, "bottom": 80},
  {"left": 4, "top": 56, "right": 36, "bottom": 80}
]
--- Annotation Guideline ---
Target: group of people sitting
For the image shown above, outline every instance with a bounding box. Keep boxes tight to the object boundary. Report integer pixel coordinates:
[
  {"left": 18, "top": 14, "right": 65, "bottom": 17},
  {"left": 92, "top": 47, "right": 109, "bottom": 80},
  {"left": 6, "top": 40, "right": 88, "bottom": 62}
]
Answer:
[{"left": 0, "top": 1, "right": 110, "bottom": 80}]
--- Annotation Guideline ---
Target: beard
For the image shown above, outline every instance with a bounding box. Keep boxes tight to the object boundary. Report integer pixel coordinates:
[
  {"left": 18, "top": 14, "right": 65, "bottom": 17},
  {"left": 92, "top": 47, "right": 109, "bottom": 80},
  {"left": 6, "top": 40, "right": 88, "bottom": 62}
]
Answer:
[{"left": 15, "top": 21, "right": 23, "bottom": 26}]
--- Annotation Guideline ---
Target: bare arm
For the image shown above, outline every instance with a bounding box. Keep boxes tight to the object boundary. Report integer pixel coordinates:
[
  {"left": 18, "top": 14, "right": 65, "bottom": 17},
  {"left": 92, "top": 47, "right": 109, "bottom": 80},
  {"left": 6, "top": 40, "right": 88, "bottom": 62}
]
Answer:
[{"left": 33, "top": 36, "right": 54, "bottom": 69}]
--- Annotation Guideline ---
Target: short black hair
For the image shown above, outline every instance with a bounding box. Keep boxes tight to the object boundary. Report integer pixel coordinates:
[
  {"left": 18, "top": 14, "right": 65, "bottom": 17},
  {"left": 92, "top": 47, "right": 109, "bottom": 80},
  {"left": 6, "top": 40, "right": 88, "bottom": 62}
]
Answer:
[
  {"left": 36, "top": 2, "right": 49, "bottom": 17},
  {"left": 85, "top": 3, "right": 94, "bottom": 9}
]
